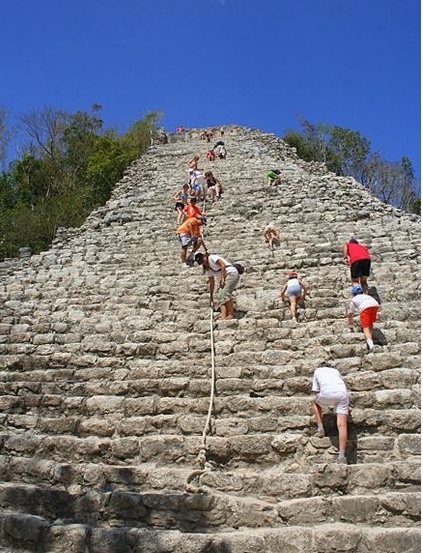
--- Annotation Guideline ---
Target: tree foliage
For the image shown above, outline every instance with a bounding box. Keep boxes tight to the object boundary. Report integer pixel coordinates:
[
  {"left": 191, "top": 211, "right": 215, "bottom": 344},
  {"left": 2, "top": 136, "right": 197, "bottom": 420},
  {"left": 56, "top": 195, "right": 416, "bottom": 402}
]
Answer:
[
  {"left": 283, "top": 118, "right": 420, "bottom": 214},
  {"left": 0, "top": 106, "right": 162, "bottom": 260}
]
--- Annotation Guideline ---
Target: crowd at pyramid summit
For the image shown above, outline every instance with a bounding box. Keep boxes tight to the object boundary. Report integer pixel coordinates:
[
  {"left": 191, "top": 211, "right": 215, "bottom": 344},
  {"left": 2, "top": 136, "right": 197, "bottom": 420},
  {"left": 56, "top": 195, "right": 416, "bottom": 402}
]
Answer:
[{"left": 171, "top": 125, "right": 394, "bottom": 466}]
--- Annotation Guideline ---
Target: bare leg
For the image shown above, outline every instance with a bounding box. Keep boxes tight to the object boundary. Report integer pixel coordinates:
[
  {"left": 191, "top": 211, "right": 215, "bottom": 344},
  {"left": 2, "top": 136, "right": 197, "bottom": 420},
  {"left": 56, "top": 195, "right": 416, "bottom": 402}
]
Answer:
[
  {"left": 220, "top": 303, "right": 228, "bottom": 319},
  {"left": 362, "top": 325, "right": 374, "bottom": 349},
  {"left": 181, "top": 247, "right": 188, "bottom": 263},
  {"left": 360, "top": 276, "right": 369, "bottom": 292},
  {"left": 289, "top": 297, "right": 297, "bottom": 319},
  {"left": 225, "top": 300, "right": 234, "bottom": 319},
  {"left": 313, "top": 399, "right": 323, "bottom": 426},
  {"left": 337, "top": 413, "right": 348, "bottom": 453}
]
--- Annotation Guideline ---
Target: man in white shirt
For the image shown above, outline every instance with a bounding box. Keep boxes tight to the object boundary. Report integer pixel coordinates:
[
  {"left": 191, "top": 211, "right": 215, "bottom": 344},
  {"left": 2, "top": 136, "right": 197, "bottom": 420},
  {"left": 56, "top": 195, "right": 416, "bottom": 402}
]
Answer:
[
  {"left": 312, "top": 363, "right": 349, "bottom": 465},
  {"left": 194, "top": 252, "right": 240, "bottom": 319}
]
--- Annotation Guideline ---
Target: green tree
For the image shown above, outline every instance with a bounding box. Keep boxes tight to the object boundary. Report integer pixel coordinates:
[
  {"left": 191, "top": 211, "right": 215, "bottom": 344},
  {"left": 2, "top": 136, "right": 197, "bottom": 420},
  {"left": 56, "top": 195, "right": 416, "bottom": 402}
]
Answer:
[
  {"left": 283, "top": 117, "right": 419, "bottom": 213},
  {"left": 84, "top": 135, "right": 131, "bottom": 206},
  {"left": 326, "top": 126, "right": 371, "bottom": 180}
]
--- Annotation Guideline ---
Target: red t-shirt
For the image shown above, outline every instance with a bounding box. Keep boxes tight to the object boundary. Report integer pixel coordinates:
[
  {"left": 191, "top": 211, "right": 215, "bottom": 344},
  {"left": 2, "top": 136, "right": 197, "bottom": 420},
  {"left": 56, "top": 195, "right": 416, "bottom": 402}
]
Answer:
[{"left": 346, "top": 243, "right": 371, "bottom": 264}]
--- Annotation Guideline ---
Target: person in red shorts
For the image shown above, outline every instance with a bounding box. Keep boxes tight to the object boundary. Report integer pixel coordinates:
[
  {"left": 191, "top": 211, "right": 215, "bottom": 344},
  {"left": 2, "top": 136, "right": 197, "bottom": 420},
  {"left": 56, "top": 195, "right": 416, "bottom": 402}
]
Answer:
[
  {"left": 347, "top": 285, "right": 380, "bottom": 351},
  {"left": 343, "top": 238, "right": 371, "bottom": 291}
]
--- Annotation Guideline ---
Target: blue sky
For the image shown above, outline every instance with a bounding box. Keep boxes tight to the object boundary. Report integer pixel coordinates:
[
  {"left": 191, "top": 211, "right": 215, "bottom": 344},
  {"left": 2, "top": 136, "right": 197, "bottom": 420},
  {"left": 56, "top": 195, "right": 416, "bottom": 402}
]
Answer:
[{"left": 1, "top": 0, "right": 421, "bottom": 184}]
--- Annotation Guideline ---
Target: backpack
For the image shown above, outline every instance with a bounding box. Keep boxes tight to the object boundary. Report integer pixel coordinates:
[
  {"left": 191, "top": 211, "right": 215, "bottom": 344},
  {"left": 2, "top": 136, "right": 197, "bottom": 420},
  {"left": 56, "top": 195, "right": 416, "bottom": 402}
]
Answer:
[{"left": 233, "top": 263, "right": 245, "bottom": 275}]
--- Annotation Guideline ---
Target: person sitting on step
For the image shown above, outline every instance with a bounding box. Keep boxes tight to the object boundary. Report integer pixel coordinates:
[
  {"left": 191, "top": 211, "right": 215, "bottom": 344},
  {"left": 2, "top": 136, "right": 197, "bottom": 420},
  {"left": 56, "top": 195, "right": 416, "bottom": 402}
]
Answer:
[
  {"left": 347, "top": 285, "right": 380, "bottom": 352},
  {"left": 280, "top": 271, "right": 307, "bottom": 321},
  {"left": 311, "top": 362, "right": 349, "bottom": 465},
  {"left": 204, "top": 171, "right": 222, "bottom": 201}
]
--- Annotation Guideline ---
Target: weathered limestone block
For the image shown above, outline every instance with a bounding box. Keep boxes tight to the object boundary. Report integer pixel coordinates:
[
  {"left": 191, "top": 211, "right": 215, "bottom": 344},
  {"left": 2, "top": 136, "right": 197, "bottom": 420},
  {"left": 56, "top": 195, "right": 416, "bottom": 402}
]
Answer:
[
  {"left": 78, "top": 417, "right": 115, "bottom": 438},
  {"left": 271, "top": 433, "right": 304, "bottom": 455},
  {"left": 314, "top": 522, "right": 362, "bottom": 552},
  {"left": 124, "top": 397, "right": 156, "bottom": 417},
  {"left": 215, "top": 418, "right": 249, "bottom": 436},
  {"left": 264, "top": 527, "right": 314, "bottom": 553},
  {"left": 357, "top": 436, "right": 395, "bottom": 452},
  {"left": 278, "top": 496, "right": 329, "bottom": 525},
  {"left": 373, "top": 388, "right": 413, "bottom": 409},
  {"left": 384, "top": 409, "right": 421, "bottom": 432},
  {"left": 344, "top": 371, "right": 380, "bottom": 391},
  {"left": 360, "top": 527, "right": 421, "bottom": 553},
  {"left": 311, "top": 464, "right": 349, "bottom": 491},
  {"left": 347, "top": 464, "right": 394, "bottom": 491},
  {"left": 86, "top": 395, "right": 124, "bottom": 415},
  {"left": 397, "top": 433, "right": 421, "bottom": 456}
]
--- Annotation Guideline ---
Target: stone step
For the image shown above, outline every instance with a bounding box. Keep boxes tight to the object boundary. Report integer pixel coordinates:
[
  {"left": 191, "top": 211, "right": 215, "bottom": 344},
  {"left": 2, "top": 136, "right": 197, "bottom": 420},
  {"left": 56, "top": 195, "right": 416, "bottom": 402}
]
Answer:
[
  {"left": 0, "top": 512, "right": 419, "bottom": 553},
  {"left": 0, "top": 481, "right": 420, "bottom": 532},
  {"left": 0, "top": 429, "right": 419, "bottom": 468},
  {"left": 1, "top": 455, "right": 419, "bottom": 498}
]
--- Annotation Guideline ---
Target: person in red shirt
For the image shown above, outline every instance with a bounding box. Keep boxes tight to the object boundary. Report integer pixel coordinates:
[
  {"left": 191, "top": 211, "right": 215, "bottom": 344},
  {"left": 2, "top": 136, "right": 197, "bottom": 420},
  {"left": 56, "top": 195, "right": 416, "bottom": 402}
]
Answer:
[
  {"left": 206, "top": 149, "right": 216, "bottom": 162},
  {"left": 343, "top": 238, "right": 371, "bottom": 291},
  {"left": 176, "top": 216, "right": 206, "bottom": 264}
]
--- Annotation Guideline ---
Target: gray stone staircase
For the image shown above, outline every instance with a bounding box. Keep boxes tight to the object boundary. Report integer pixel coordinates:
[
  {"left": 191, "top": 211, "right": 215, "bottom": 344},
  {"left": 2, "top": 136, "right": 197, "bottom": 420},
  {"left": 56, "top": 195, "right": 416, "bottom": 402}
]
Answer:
[{"left": 0, "top": 126, "right": 420, "bottom": 552}]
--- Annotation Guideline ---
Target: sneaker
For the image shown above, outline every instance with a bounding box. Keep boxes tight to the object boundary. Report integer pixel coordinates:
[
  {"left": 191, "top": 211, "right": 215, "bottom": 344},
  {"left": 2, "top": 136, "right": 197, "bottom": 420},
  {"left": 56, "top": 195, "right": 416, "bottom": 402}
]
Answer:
[
  {"left": 314, "top": 428, "right": 325, "bottom": 438},
  {"left": 337, "top": 456, "right": 347, "bottom": 465}
]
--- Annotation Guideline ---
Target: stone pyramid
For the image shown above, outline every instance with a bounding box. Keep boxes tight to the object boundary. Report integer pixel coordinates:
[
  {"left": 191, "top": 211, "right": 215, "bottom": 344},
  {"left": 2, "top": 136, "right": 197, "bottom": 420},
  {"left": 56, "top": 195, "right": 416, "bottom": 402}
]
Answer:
[{"left": 0, "top": 126, "right": 420, "bottom": 552}]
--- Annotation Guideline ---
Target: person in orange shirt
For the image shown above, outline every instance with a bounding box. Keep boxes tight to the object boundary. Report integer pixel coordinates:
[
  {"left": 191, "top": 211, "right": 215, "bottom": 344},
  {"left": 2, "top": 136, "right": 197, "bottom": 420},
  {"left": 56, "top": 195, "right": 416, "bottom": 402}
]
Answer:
[
  {"left": 176, "top": 216, "right": 207, "bottom": 264},
  {"left": 183, "top": 197, "right": 204, "bottom": 219}
]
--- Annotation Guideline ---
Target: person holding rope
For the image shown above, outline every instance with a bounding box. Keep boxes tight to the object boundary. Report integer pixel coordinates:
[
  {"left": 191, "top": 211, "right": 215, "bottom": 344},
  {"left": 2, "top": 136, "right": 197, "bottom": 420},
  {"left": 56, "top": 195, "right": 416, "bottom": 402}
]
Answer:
[
  {"left": 176, "top": 216, "right": 207, "bottom": 265},
  {"left": 194, "top": 252, "right": 240, "bottom": 320}
]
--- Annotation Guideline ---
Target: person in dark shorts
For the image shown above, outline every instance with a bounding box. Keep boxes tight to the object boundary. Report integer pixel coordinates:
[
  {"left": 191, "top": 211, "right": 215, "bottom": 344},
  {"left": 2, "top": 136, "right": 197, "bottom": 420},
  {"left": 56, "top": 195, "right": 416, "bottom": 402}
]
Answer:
[{"left": 343, "top": 238, "right": 371, "bottom": 291}]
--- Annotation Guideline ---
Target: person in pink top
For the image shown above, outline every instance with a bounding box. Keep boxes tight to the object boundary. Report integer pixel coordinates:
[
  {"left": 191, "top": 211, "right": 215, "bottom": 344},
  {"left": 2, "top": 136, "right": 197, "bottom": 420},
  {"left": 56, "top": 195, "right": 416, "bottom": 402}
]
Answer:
[
  {"left": 343, "top": 238, "right": 371, "bottom": 291},
  {"left": 347, "top": 285, "right": 380, "bottom": 351}
]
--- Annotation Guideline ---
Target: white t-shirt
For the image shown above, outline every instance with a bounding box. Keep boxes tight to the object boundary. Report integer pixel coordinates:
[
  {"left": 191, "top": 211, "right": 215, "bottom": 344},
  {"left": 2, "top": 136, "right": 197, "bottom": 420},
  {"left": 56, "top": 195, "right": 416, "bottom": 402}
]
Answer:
[
  {"left": 312, "top": 366, "right": 347, "bottom": 395},
  {"left": 206, "top": 255, "right": 238, "bottom": 277},
  {"left": 348, "top": 294, "right": 379, "bottom": 314},
  {"left": 287, "top": 278, "right": 300, "bottom": 292}
]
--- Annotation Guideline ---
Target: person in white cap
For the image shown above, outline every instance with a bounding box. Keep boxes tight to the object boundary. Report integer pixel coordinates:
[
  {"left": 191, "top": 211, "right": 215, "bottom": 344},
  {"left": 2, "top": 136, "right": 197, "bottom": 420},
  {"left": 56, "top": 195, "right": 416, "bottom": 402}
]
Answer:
[{"left": 347, "top": 285, "right": 380, "bottom": 351}]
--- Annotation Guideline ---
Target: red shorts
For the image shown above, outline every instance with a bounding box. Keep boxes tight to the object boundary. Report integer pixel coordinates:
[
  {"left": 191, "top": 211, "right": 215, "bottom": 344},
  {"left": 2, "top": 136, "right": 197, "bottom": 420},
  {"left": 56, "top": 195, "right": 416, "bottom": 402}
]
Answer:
[{"left": 360, "top": 306, "right": 379, "bottom": 328}]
